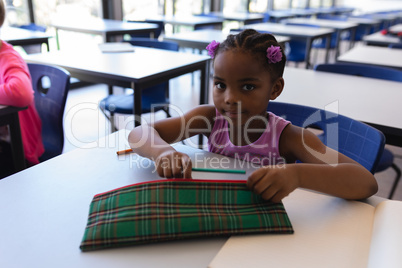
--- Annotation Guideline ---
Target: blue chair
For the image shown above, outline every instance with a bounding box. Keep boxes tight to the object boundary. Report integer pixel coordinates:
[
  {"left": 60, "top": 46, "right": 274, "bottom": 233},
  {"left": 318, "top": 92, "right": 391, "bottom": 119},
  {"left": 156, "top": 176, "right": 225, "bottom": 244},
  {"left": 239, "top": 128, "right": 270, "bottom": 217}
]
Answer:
[
  {"left": 314, "top": 63, "right": 402, "bottom": 198},
  {"left": 389, "top": 43, "right": 402, "bottom": 49},
  {"left": 285, "top": 39, "right": 309, "bottom": 67},
  {"left": 267, "top": 101, "right": 385, "bottom": 174},
  {"left": 99, "top": 38, "right": 179, "bottom": 131},
  {"left": 17, "top": 23, "right": 47, "bottom": 54},
  {"left": 28, "top": 63, "right": 70, "bottom": 162}
]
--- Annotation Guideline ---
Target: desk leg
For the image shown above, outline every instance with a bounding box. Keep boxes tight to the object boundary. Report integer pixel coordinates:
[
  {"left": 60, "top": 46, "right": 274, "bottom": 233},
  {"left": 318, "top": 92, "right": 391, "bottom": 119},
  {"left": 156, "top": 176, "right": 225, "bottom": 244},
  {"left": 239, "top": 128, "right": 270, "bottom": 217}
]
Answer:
[
  {"left": 55, "top": 29, "right": 60, "bottom": 50},
  {"left": 8, "top": 113, "right": 26, "bottom": 172},
  {"left": 305, "top": 39, "right": 312, "bottom": 69},
  {"left": 133, "top": 82, "right": 142, "bottom": 127},
  {"left": 349, "top": 28, "right": 356, "bottom": 50},
  {"left": 335, "top": 30, "right": 341, "bottom": 59},
  {"left": 324, "top": 35, "right": 331, "bottom": 63}
]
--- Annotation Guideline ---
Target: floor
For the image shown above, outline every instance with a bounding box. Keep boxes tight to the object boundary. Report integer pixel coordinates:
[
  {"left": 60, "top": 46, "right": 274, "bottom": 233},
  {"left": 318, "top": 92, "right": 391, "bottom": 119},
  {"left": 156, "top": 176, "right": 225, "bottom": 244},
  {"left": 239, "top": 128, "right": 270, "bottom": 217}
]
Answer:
[{"left": 62, "top": 41, "right": 402, "bottom": 201}]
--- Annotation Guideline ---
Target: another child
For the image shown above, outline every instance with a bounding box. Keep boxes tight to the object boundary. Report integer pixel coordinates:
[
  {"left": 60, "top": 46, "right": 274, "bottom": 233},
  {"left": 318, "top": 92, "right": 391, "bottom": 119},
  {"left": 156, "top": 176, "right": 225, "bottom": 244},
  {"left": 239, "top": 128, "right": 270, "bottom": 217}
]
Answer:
[
  {"left": 0, "top": 0, "right": 44, "bottom": 177},
  {"left": 128, "top": 29, "right": 378, "bottom": 202}
]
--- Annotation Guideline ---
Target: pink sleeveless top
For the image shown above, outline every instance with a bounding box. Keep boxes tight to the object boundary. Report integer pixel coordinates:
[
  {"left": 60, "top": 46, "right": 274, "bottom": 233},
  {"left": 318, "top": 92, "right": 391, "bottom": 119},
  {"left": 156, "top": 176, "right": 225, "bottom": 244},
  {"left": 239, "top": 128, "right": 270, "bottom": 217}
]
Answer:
[{"left": 208, "top": 110, "right": 290, "bottom": 166}]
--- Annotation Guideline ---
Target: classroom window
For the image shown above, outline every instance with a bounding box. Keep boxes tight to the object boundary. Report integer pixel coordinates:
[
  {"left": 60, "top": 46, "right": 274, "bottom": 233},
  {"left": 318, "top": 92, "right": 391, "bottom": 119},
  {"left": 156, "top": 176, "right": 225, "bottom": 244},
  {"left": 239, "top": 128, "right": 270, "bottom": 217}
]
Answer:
[
  {"left": 322, "top": 0, "right": 333, "bottom": 7},
  {"left": 32, "top": 0, "right": 101, "bottom": 27},
  {"left": 249, "top": 0, "right": 268, "bottom": 13},
  {"left": 122, "top": 0, "right": 161, "bottom": 20},
  {"left": 273, "top": 0, "right": 290, "bottom": 10},
  {"left": 309, "top": 0, "right": 321, "bottom": 8},
  {"left": 174, "top": 0, "right": 203, "bottom": 15},
  {"left": 291, "top": 0, "right": 308, "bottom": 9},
  {"left": 4, "top": 0, "right": 30, "bottom": 25},
  {"left": 222, "top": 0, "right": 248, "bottom": 13}
]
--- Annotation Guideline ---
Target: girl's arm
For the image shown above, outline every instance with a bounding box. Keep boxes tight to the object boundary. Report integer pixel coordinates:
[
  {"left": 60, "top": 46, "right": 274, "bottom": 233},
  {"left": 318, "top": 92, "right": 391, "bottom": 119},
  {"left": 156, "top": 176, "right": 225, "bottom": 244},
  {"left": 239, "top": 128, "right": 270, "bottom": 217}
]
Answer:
[
  {"left": 128, "top": 105, "right": 216, "bottom": 178},
  {"left": 0, "top": 47, "right": 34, "bottom": 107},
  {"left": 248, "top": 125, "right": 378, "bottom": 202}
]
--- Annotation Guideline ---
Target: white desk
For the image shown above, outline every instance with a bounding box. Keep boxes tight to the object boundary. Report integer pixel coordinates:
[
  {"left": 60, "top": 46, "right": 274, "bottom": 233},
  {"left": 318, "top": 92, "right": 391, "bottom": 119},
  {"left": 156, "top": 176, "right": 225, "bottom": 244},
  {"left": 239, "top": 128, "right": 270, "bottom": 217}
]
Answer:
[
  {"left": 23, "top": 46, "right": 210, "bottom": 127},
  {"left": 337, "top": 45, "right": 402, "bottom": 70},
  {"left": 0, "top": 129, "right": 384, "bottom": 268},
  {"left": 163, "top": 29, "right": 290, "bottom": 51},
  {"left": 283, "top": 18, "right": 358, "bottom": 56},
  {"left": 1, "top": 26, "right": 51, "bottom": 51},
  {"left": 243, "top": 22, "right": 335, "bottom": 68},
  {"left": 279, "top": 67, "right": 402, "bottom": 146},
  {"left": 363, "top": 24, "right": 402, "bottom": 46},
  {"left": 52, "top": 18, "right": 159, "bottom": 48}
]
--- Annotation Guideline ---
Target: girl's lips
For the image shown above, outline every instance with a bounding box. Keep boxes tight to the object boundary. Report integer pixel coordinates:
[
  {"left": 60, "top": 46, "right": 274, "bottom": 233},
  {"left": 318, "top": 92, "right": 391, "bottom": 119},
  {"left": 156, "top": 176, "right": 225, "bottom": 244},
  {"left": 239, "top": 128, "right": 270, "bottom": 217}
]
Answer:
[{"left": 225, "top": 110, "right": 243, "bottom": 118}]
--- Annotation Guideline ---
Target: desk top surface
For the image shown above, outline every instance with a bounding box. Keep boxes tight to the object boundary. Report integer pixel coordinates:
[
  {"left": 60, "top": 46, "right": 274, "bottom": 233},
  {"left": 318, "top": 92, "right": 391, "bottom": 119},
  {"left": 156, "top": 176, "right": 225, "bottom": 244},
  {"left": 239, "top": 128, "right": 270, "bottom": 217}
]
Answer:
[
  {"left": 337, "top": 45, "right": 402, "bottom": 69},
  {"left": 163, "top": 29, "right": 290, "bottom": 45},
  {"left": 146, "top": 15, "right": 224, "bottom": 25},
  {"left": 1, "top": 26, "right": 51, "bottom": 42},
  {"left": 244, "top": 22, "right": 335, "bottom": 37},
  {"left": 51, "top": 18, "right": 159, "bottom": 33},
  {"left": 0, "top": 129, "right": 384, "bottom": 268},
  {"left": 280, "top": 67, "right": 402, "bottom": 132},
  {"left": 23, "top": 46, "right": 209, "bottom": 82},
  {"left": 283, "top": 18, "right": 358, "bottom": 29}
]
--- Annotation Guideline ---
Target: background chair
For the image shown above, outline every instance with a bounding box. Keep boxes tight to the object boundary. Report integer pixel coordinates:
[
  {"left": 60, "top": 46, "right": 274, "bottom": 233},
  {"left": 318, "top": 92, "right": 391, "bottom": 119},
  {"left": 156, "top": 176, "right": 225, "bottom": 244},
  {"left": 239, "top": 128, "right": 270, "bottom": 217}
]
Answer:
[
  {"left": 267, "top": 101, "right": 385, "bottom": 174},
  {"left": 99, "top": 38, "right": 179, "bottom": 132},
  {"left": 28, "top": 63, "right": 70, "bottom": 162},
  {"left": 314, "top": 62, "right": 402, "bottom": 198}
]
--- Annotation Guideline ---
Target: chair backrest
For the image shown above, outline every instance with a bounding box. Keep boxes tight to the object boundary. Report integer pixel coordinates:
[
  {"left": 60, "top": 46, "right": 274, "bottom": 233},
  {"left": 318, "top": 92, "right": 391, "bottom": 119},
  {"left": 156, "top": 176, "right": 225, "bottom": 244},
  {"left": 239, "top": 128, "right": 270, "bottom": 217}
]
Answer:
[
  {"left": 125, "top": 37, "right": 179, "bottom": 51},
  {"left": 28, "top": 63, "right": 70, "bottom": 162},
  {"left": 389, "top": 43, "right": 402, "bottom": 49},
  {"left": 314, "top": 63, "right": 402, "bottom": 82},
  {"left": 267, "top": 101, "right": 385, "bottom": 173},
  {"left": 124, "top": 38, "right": 179, "bottom": 103}
]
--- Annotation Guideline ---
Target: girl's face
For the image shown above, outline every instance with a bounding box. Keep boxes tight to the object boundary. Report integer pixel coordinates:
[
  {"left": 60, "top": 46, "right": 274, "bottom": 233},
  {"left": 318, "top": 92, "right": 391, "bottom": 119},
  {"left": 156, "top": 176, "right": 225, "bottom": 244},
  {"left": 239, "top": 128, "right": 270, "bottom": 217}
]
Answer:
[{"left": 212, "top": 50, "right": 284, "bottom": 128}]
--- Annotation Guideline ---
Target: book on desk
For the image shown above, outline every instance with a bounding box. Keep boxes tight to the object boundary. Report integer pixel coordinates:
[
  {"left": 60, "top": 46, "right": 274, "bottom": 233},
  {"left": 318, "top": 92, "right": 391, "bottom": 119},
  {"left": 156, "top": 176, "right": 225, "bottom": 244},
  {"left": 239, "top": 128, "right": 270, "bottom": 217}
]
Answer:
[{"left": 209, "top": 188, "right": 402, "bottom": 268}]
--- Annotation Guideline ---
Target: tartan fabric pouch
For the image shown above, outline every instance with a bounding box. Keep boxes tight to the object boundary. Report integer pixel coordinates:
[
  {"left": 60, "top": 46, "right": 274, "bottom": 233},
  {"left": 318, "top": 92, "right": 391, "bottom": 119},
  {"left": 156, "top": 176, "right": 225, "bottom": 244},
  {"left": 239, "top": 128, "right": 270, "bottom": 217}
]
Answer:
[{"left": 80, "top": 179, "right": 293, "bottom": 251}]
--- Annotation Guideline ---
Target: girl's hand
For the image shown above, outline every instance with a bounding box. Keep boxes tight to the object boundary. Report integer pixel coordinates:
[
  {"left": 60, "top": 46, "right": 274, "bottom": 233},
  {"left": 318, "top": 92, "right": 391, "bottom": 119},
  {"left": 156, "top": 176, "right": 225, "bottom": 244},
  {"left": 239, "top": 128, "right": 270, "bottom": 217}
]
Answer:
[
  {"left": 154, "top": 150, "right": 192, "bottom": 179},
  {"left": 247, "top": 165, "right": 300, "bottom": 203}
]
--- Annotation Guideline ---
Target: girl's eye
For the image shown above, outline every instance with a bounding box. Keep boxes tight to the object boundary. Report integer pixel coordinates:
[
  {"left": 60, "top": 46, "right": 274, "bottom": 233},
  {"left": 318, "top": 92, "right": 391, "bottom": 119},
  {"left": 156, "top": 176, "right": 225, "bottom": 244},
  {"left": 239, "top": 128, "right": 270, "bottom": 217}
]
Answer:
[
  {"left": 242, "top": 84, "right": 255, "bottom": 91},
  {"left": 215, "top": 82, "right": 226, "bottom": 90}
]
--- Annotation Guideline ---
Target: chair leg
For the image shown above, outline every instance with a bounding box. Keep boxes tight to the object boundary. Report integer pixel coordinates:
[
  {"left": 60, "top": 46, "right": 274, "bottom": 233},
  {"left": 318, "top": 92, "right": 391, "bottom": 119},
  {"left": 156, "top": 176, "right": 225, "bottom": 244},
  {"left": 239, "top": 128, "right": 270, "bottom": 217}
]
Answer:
[{"left": 388, "top": 163, "right": 402, "bottom": 199}]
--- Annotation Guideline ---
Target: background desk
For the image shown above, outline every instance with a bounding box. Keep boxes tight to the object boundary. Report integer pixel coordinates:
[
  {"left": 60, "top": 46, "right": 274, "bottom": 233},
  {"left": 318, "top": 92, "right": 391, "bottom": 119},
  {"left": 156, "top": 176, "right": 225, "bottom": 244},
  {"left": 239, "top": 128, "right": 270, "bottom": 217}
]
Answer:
[
  {"left": 243, "top": 22, "right": 335, "bottom": 68},
  {"left": 163, "top": 29, "right": 290, "bottom": 51},
  {"left": 1, "top": 26, "right": 51, "bottom": 51},
  {"left": 206, "top": 12, "right": 265, "bottom": 25},
  {"left": 23, "top": 47, "right": 210, "bottom": 127},
  {"left": 337, "top": 45, "right": 402, "bottom": 70},
  {"left": 146, "top": 15, "right": 223, "bottom": 32},
  {"left": 279, "top": 67, "right": 402, "bottom": 146},
  {"left": 52, "top": 18, "right": 159, "bottom": 48},
  {"left": 363, "top": 24, "right": 402, "bottom": 46},
  {"left": 283, "top": 17, "right": 358, "bottom": 56},
  {"left": 0, "top": 129, "right": 384, "bottom": 268},
  {"left": 0, "top": 105, "right": 26, "bottom": 172}
]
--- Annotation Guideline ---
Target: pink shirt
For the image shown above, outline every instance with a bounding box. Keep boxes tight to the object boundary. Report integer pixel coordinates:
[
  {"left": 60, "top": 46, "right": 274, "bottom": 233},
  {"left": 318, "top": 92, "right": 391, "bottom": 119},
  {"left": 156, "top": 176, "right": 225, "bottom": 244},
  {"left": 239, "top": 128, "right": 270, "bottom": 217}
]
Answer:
[
  {"left": 0, "top": 41, "right": 44, "bottom": 164},
  {"left": 208, "top": 110, "right": 290, "bottom": 166}
]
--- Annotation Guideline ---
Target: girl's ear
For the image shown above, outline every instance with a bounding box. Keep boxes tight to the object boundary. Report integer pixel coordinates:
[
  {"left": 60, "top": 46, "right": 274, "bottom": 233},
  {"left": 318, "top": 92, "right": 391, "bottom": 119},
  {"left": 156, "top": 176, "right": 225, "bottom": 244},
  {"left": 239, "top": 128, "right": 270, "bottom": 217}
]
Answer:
[{"left": 270, "top": 77, "right": 284, "bottom": 100}]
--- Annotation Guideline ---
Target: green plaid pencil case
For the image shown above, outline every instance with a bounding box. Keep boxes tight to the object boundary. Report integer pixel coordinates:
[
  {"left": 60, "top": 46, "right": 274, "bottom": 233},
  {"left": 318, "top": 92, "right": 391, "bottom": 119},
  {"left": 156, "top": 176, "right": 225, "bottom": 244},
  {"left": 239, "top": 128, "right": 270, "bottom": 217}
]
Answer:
[{"left": 80, "top": 179, "right": 293, "bottom": 251}]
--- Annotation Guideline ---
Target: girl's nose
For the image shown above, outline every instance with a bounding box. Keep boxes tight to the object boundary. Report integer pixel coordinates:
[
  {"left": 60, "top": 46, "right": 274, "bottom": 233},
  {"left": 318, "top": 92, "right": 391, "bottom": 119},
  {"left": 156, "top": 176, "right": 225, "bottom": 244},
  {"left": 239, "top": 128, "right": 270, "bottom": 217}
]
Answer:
[{"left": 224, "top": 88, "right": 239, "bottom": 104}]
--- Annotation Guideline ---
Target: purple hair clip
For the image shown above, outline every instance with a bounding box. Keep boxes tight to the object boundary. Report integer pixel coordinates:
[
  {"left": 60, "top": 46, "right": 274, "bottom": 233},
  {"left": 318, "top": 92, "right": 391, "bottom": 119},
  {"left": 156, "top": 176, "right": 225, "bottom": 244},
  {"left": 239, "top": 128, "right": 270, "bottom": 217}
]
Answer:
[
  {"left": 266, "top": 45, "right": 282, "bottom": 64},
  {"left": 206, "top": 40, "right": 220, "bottom": 59}
]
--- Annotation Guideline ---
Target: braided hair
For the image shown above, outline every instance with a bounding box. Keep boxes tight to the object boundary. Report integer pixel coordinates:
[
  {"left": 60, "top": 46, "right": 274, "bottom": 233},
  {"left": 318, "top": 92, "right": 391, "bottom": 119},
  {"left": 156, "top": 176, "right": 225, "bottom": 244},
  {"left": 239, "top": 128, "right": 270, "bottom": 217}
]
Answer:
[{"left": 213, "top": 29, "right": 287, "bottom": 81}]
